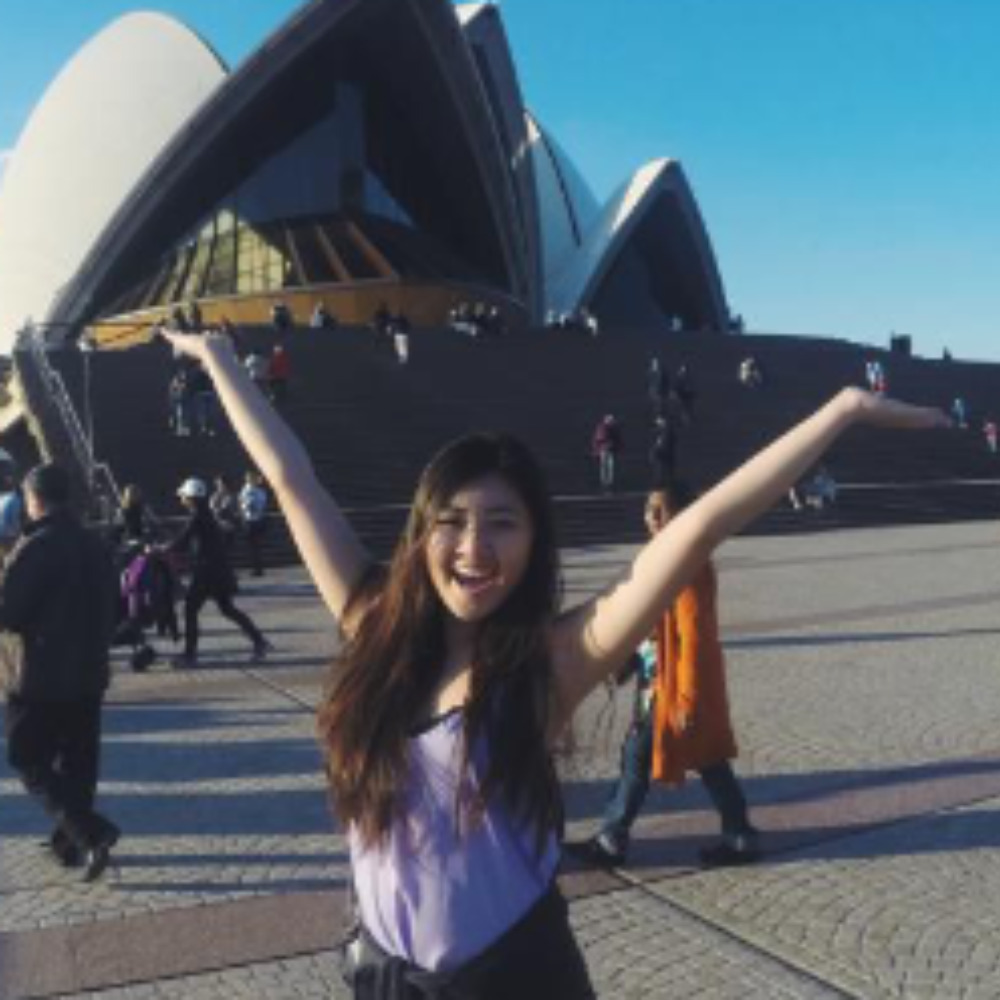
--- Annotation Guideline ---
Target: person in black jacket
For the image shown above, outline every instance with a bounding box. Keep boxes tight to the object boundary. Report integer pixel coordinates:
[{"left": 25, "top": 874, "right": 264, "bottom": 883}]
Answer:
[
  {"left": 167, "top": 478, "right": 269, "bottom": 668},
  {"left": 1, "top": 463, "right": 120, "bottom": 881},
  {"left": 116, "top": 483, "right": 151, "bottom": 544}
]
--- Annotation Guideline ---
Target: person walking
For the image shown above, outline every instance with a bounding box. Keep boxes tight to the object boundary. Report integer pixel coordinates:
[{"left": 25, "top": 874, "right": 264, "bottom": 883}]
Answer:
[
  {"left": 951, "top": 397, "right": 968, "bottom": 429},
  {"left": 572, "top": 484, "right": 758, "bottom": 868},
  {"left": 649, "top": 416, "right": 677, "bottom": 487},
  {"left": 591, "top": 414, "right": 623, "bottom": 492},
  {"left": 647, "top": 357, "right": 668, "bottom": 418},
  {"left": 168, "top": 368, "right": 192, "bottom": 436},
  {"left": 0, "top": 463, "right": 120, "bottom": 880},
  {"left": 116, "top": 483, "right": 152, "bottom": 545},
  {"left": 189, "top": 363, "right": 218, "bottom": 436},
  {"left": 266, "top": 345, "right": 291, "bottom": 403},
  {"left": 0, "top": 473, "right": 24, "bottom": 563},
  {"left": 161, "top": 325, "right": 945, "bottom": 998},
  {"left": 166, "top": 478, "right": 269, "bottom": 668},
  {"left": 239, "top": 471, "right": 269, "bottom": 577},
  {"left": 209, "top": 474, "right": 241, "bottom": 550},
  {"left": 244, "top": 349, "right": 270, "bottom": 396},
  {"left": 983, "top": 418, "right": 998, "bottom": 455},
  {"left": 671, "top": 364, "right": 697, "bottom": 423},
  {"left": 392, "top": 312, "right": 411, "bottom": 365}
]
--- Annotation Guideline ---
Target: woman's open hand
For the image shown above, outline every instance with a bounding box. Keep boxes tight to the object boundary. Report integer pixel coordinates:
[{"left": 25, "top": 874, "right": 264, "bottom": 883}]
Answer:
[
  {"left": 160, "top": 327, "right": 234, "bottom": 367},
  {"left": 839, "top": 387, "right": 952, "bottom": 431}
]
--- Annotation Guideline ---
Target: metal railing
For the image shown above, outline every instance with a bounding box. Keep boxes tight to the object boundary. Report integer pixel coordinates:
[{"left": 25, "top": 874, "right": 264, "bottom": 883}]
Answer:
[{"left": 17, "top": 322, "right": 122, "bottom": 522}]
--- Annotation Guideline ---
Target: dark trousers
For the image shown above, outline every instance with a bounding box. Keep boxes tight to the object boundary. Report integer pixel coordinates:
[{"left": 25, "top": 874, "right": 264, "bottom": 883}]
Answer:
[
  {"left": 245, "top": 521, "right": 266, "bottom": 576},
  {"left": 601, "top": 709, "right": 750, "bottom": 849},
  {"left": 184, "top": 575, "right": 264, "bottom": 658},
  {"left": 5, "top": 695, "right": 116, "bottom": 851},
  {"left": 156, "top": 600, "right": 181, "bottom": 643}
]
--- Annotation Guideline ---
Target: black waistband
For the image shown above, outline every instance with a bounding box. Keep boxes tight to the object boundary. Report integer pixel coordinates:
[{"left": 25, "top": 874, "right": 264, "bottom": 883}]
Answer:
[{"left": 345, "top": 880, "right": 593, "bottom": 999}]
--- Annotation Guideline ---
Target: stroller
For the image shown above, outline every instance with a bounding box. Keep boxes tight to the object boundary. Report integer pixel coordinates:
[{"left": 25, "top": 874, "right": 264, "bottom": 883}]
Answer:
[{"left": 113, "top": 544, "right": 181, "bottom": 672}]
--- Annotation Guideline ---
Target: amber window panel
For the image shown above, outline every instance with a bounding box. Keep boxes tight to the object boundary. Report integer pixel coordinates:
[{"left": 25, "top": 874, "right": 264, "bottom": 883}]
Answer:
[
  {"left": 314, "top": 224, "right": 349, "bottom": 283},
  {"left": 325, "top": 220, "right": 378, "bottom": 280},
  {"left": 346, "top": 221, "right": 397, "bottom": 280}
]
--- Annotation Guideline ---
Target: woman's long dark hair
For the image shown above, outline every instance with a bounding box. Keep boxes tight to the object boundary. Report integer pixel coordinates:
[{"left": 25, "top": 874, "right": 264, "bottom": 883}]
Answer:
[{"left": 318, "top": 433, "right": 563, "bottom": 850}]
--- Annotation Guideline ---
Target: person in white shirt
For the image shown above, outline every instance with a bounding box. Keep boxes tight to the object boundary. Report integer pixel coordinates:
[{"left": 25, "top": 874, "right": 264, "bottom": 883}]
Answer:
[{"left": 239, "top": 471, "right": 269, "bottom": 577}]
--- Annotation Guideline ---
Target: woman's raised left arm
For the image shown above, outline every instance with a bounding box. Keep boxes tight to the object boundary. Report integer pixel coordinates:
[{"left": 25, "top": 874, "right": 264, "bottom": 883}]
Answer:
[{"left": 548, "top": 388, "right": 949, "bottom": 732}]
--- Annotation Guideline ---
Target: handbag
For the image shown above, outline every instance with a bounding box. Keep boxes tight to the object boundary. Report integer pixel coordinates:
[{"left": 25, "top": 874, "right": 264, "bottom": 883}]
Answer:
[{"left": 339, "top": 926, "right": 414, "bottom": 998}]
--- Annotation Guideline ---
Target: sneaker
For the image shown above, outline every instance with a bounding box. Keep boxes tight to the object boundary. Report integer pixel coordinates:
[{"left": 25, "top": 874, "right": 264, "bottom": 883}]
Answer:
[
  {"left": 83, "top": 823, "right": 120, "bottom": 883},
  {"left": 565, "top": 833, "right": 626, "bottom": 868},
  {"left": 44, "top": 828, "right": 82, "bottom": 869},
  {"left": 83, "top": 842, "right": 112, "bottom": 883},
  {"left": 130, "top": 645, "right": 156, "bottom": 672},
  {"left": 250, "top": 638, "right": 274, "bottom": 663},
  {"left": 698, "top": 829, "right": 761, "bottom": 868}
]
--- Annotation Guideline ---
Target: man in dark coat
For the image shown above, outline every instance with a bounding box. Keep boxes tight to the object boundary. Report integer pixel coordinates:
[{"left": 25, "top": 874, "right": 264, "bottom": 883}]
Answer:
[{"left": 1, "top": 463, "right": 120, "bottom": 880}]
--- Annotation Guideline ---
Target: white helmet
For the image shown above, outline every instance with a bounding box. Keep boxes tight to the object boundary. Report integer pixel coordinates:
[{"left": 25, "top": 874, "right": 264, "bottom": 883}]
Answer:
[{"left": 177, "top": 477, "right": 208, "bottom": 499}]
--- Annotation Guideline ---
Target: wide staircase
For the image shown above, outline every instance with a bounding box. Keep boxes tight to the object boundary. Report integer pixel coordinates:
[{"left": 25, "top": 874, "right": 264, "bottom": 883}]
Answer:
[{"left": 37, "top": 325, "right": 1000, "bottom": 562}]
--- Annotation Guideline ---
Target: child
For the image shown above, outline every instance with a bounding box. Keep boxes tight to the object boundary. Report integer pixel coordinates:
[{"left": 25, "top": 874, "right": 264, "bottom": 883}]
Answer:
[
  {"left": 162, "top": 327, "right": 947, "bottom": 997},
  {"left": 575, "top": 484, "right": 757, "bottom": 869}
]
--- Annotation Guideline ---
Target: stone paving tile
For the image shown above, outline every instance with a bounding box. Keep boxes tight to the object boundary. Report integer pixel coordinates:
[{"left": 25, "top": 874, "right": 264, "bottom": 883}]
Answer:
[
  {"left": 60, "top": 888, "right": 849, "bottom": 1000},
  {"left": 5, "top": 523, "right": 1000, "bottom": 998},
  {"left": 571, "top": 887, "right": 846, "bottom": 999},
  {"left": 729, "top": 619, "right": 1000, "bottom": 777},
  {"left": 647, "top": 796, "right": 1000, "bottom": 1000},
  {"left": 0, "top": 681, "right": 344, "bottom": 935},
  {"left": 563, "top": 524, "right": 1000, "bottom": 817},
  {"left": 61, "top": 952, "right": 347, "bottom": 999},
  {"left": 0, "top": 832, "right": 349, "bottom": 933}
]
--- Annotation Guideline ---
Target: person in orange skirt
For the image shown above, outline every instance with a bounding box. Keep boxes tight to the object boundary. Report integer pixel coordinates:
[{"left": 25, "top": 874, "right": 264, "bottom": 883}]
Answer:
[{"left": 575, "top": 483, "right": 759, "bottom": 867}]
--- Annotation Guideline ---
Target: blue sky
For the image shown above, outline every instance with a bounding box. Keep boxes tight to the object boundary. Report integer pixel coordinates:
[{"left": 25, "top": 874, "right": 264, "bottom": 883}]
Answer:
[{"left": 1, "top": 0, "right": 999, "bottom": 360}]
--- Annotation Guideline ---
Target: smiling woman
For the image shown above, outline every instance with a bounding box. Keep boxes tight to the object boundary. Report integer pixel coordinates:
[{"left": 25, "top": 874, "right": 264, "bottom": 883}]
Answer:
[
  {"left": 322, "top": 433, "right": 575, "bottom": 988},
  {"left": 325, "top": 434, "right": 562, "bottom": 843},
  {"left": 425, "top": 474, "right": 535, "bottom": 626},
  {"left": 161, "top": 325, "right": 947, "bottom": 998}
]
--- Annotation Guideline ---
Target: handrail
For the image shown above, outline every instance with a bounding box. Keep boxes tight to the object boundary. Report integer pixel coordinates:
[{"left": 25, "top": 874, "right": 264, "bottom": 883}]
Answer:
[{"left": 18, "top": 323, "right": 122, "bottom": 522}]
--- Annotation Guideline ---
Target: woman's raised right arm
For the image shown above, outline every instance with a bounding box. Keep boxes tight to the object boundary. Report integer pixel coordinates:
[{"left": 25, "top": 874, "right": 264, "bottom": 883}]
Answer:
[{"left": 162, "top": 331, "right": 371, "bottom": 621}]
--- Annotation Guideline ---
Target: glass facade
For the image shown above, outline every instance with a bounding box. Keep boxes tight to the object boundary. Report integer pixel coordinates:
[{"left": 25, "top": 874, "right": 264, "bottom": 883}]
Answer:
[{"left": 99, "top": 80, "right": 498, "bottom": 317}]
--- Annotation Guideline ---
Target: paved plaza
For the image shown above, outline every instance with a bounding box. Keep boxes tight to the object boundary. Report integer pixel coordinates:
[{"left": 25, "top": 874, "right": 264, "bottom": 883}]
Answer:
[{"left": 2, "top": 519, "right": 1000, "bottom": 999}]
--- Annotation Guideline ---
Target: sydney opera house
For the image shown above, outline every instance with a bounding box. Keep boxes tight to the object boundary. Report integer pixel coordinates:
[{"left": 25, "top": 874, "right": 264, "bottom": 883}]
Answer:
[
  {"left": 0, "top": 0, "right": 730, "bottom": 353},
  {"left": 1, "top": 0, "right": 996, "bottom": 550}
]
